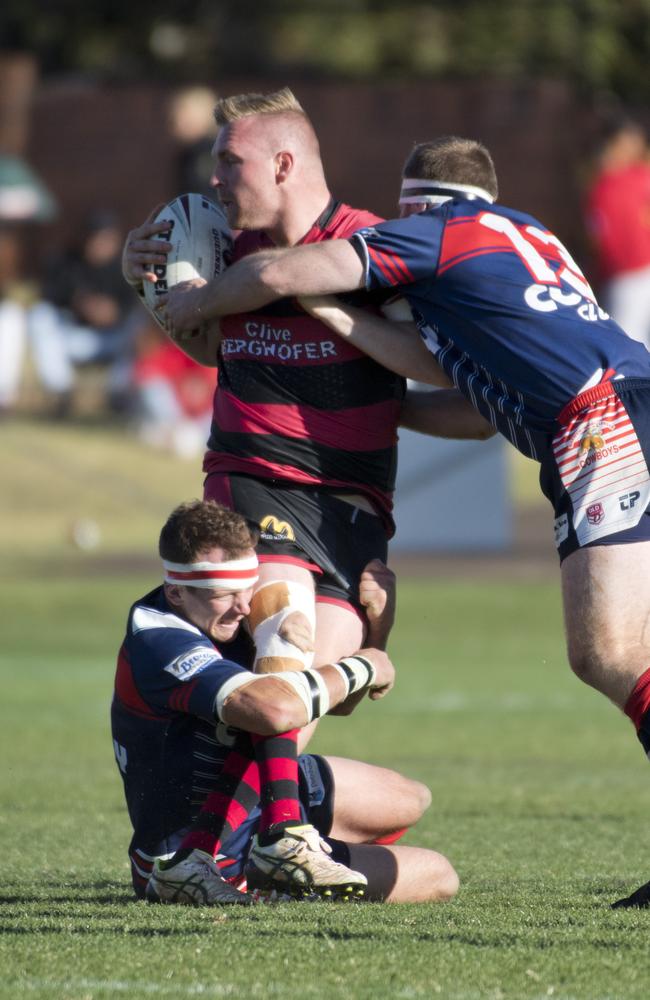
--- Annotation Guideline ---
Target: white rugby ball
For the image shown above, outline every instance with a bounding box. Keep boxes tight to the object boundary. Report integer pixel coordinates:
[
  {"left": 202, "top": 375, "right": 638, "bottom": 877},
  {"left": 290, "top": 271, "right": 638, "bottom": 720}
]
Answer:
[{"left": 143, "top": 193, "right": 232, "bottom": 328}]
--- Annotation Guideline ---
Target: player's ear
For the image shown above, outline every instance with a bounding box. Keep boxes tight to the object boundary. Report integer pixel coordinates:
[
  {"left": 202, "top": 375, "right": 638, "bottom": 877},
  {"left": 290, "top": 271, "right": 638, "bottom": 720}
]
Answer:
[
  {"left": 164, "top": 582, "right": 184, "bottom": 610},
  {"left": 275, "top": 150, "right": 293, "bottom": 184}
]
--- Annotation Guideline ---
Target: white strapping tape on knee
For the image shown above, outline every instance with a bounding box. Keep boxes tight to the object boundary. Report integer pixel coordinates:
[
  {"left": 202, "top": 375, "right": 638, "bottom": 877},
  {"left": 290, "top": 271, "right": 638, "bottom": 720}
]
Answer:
[{"left": 250, "top": 580, "right": 316, "bottom": 669}]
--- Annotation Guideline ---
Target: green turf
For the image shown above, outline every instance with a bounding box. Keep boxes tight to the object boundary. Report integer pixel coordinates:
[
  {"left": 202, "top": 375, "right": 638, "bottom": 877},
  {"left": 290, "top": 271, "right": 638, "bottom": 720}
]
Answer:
[{"left": 2, "top": 421, "right": 649, "bottom": 999}]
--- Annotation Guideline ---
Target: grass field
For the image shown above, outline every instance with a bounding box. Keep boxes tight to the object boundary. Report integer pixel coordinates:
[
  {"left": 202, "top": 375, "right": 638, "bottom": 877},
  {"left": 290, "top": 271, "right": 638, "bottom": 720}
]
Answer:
[{"left": 2, "top": 420, "right": 649, "bottom": 1000}]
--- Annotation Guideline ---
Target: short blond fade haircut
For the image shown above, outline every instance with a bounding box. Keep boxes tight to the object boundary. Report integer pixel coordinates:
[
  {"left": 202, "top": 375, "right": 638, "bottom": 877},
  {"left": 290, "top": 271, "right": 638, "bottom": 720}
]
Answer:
[{"left": 214, "top": 87, "right": 305, "bottom": 127}]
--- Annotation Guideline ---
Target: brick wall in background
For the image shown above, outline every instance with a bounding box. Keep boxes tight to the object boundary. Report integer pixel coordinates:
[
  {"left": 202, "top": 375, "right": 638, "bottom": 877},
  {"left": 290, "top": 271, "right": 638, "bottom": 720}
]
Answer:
[{"left": 21, "top": 76, "right": 626, "bottom": 285}]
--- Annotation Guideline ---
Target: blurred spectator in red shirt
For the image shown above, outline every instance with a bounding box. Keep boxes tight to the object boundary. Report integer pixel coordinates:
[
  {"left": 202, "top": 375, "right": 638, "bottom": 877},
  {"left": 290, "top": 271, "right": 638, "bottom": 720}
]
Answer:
[
  {"left": 584, "top": 117, "right": 650, "bottom": 350},
  {"left": 130, "top": 321, "right": 216, "bottom": 458}
]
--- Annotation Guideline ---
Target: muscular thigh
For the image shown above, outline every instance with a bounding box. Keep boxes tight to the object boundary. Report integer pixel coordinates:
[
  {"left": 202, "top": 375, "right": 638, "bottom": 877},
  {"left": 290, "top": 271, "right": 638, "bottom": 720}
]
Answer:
[{"left": 561, "top": 541, "right": 650, "bottom": 704}]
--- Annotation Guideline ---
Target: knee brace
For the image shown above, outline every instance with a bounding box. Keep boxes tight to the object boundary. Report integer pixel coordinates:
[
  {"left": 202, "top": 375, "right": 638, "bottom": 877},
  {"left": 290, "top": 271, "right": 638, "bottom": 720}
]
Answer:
[{"left": 249, "top": 580, "right": 316, "bottom": 673}]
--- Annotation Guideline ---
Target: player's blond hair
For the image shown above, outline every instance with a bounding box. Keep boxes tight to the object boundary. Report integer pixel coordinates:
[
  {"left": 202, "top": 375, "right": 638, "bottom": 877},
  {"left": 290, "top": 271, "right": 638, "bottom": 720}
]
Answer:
[
  {"left": 403, "top": 137, "right": 498, "bottom": 200},
  {"left": 214, "top": 87, "right": 305, "bottom": 127}
]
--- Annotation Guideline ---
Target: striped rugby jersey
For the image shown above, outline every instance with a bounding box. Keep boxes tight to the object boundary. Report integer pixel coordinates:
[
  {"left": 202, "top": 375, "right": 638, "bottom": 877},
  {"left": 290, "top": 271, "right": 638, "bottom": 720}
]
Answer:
[
  {"left": 111, "top": 586, "right": 255, "bottom": 860},
  {"left": 204, "top": 200, "right": 405, "bottom": 527},
  {"left": 352, "top": 200, "right": 650, "bottom": 460}
]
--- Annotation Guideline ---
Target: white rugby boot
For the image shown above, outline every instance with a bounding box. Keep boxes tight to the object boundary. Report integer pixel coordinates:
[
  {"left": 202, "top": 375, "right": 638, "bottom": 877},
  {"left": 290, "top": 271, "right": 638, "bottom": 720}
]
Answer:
[
  {"left": 244, "top": 823, "right": 367, "bottom": 900},
  {"left": 146, "top": 848, "right": 254, "bottom": 906}
]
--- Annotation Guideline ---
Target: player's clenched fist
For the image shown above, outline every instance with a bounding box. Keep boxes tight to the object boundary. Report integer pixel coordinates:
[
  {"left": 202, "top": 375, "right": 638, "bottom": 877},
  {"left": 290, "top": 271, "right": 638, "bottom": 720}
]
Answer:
[
  {"left": 356, "top": 648, "right": 395, "bottom": 700},
  {"left": 359, "top": 558, "right": 396, "bottom": 650}
]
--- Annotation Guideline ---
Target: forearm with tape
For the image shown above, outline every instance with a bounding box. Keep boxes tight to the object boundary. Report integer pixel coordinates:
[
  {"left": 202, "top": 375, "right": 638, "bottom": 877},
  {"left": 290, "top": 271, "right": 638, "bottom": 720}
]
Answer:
[
  {"left": 215, "top": 656, "right": 377, "bottom": 726},
  {"left": 214, "top": 667, "right": 329, "bottom": 725}
]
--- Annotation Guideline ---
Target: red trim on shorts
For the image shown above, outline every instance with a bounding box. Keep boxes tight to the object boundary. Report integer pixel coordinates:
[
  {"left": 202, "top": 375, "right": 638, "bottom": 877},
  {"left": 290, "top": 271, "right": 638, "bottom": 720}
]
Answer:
[
  {"left": 257, "top": 554, "right": 323, "bottom": 576},
  {"left": 557, "top": 374, "right": 617, "bottom": 425},
  {"left": 315, "top": 594, "right": 366, "bottom": 622},
  {"left": 624, "top": 666, "right": 650, "bottom": 730}
]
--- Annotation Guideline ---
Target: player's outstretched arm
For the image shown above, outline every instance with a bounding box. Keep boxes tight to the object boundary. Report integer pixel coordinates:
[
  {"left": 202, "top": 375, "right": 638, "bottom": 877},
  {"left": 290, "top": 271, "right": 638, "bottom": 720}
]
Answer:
[
  {"left": 220, "top": 648, "right": 394, "bottom": 734},
  {"left": 400, "top": 388, "right": 496, "bottom": 440},
  {"left": 163, "top": 239, "right": 365, "bottom": 335},
  {"left": 298, "top": 294, "right": 450, "bottom": 386}
]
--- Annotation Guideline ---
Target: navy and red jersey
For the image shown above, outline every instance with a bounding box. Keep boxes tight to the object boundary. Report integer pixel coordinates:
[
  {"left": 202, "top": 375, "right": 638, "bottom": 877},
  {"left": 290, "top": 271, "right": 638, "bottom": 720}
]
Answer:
[
  {"left": 110, "top": 585, "right": 255, "bottom": 859},
  {"left": 204, "top": 199, "right": 405, "bottom": 523},
  {"left": 352, "top": 199, "right": 650, "bottom": 460}
]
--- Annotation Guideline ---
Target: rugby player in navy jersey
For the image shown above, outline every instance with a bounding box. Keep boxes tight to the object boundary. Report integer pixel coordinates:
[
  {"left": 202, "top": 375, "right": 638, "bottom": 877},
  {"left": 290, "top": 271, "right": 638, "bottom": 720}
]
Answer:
[
  {"left": 161, "top": 135, "right": 650, "bottom": 909},
  {"left": 112, "top": 498, "right": 459, "bottom": 905},
  {"left": 123, "top": 90, "right": 490, "bottom": 694}
]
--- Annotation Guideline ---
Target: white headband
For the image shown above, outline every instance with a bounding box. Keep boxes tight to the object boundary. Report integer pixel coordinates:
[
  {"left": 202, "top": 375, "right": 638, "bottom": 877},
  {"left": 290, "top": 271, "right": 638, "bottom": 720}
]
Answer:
[
  {"left": 163, "top": 554, "right": 259, "bottom": 590},
  {"left": 399, "top": 178, "right": 495, "bottom": 206}
]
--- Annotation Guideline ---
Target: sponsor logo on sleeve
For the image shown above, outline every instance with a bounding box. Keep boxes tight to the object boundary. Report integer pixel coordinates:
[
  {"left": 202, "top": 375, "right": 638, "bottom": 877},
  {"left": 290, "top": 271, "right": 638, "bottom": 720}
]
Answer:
[{"left": 165, "top": 647, "right": 221, "bottom": 681}]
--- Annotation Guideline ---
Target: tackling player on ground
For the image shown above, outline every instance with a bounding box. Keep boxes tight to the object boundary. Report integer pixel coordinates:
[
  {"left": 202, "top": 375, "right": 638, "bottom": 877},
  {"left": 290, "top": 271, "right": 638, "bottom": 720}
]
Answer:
[{"left": 111, "top": 498, "right": 458, "bottom": 905}]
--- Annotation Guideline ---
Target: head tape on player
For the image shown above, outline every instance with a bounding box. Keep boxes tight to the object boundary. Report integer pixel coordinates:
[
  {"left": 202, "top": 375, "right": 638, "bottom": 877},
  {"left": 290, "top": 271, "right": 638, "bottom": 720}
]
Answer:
[
  {"left": 399, "top": 178, "right": 495, "bottom": 209},
  {"left": 163, "top": 555, "right": 259, "bottom": 590}
]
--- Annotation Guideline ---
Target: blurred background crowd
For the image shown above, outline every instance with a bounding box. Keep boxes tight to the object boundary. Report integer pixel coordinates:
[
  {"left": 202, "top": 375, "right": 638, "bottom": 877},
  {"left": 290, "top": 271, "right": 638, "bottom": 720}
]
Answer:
[{"left": 0, "top": 0, "right": 649, "bottom": 462}]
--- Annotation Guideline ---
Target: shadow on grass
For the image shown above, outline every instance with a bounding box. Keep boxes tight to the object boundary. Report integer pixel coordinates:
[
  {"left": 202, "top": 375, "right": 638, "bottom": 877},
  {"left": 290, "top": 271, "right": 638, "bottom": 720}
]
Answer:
[{"left": 0, "top": 878, "right": 133, "bottom": 907}]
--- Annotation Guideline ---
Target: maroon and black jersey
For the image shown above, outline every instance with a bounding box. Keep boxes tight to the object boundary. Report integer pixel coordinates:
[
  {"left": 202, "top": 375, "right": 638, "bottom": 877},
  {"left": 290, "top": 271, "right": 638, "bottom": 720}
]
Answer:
[{"left": 203, "top": 200, "right": 405, "bottom": 527}]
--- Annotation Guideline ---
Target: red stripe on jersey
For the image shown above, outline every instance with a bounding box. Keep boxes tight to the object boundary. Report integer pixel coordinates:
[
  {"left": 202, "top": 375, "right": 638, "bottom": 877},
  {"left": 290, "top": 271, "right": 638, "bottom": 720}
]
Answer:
[
  {"left": 439, "top": 220, "right": 506, "bottom": 274},
  {"left": 439, "top": 217, "right": 549, "bottom": 277},
  {"left": 114, "top": 646, "right": 161, "bottom": 719},
  {"left": 214, "top": 390, "right": 399, "bottom": 451},
  {"left": 203, "top": 452, "right": 394, "bottom": 521},
  {"left": 368, "top": 246, "right": 414, "bottom": 285},
  {"left": 370, "top": 246, "right": 414, "bottom": 283},
  {"left": 169, "top": 680, "right": 197, "bottom": 714}
]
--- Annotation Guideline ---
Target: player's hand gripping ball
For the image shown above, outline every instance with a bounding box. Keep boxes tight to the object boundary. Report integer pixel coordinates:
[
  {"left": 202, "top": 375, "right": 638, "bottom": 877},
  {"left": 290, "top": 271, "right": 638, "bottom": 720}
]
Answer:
[{"left": 142, "top": 193, "right": 232, "bottom": 330}]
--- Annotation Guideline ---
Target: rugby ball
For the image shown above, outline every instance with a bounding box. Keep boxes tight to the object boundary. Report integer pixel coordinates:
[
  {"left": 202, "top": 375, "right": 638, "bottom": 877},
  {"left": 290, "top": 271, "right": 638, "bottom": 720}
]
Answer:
[{"left": 143, "top": 193, "right": 232, "bottom": 328}]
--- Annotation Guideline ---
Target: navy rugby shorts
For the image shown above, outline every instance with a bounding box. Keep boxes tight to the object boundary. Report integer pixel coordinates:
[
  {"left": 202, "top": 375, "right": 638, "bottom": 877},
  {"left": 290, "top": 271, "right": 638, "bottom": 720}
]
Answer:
[
  {"left": 539, "top": 378, "right": 650, "bottom": 562},
  {"left": 204, "top": 472, "right": 389, "bottom": 610}
]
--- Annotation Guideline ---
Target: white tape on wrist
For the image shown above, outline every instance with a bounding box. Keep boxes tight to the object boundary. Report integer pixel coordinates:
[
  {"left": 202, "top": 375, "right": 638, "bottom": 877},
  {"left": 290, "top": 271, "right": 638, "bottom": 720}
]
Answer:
[
  {"left": 330, "top": 662, "right": 353, "bottom": 698},
  {"left": 279, "top": 669, "right": 331, "bottom": 723},
  {"left": 336, "top": 655, "right": 377, "bottom": 693}
]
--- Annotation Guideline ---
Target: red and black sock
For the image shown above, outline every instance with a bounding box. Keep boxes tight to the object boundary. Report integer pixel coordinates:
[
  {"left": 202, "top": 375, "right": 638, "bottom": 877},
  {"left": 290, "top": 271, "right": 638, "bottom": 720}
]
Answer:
[
  {"left": 178, "top": 728, "right": 304, "bottom": 858},
  {"left": 624, "top": 666, "right": 650, "bottom": 754},
  {"left": 180, "top": 732, "right": 261, "bottom": 857},
  {"left": 251, "top": 729, "right": 302, "bottom": 844}
]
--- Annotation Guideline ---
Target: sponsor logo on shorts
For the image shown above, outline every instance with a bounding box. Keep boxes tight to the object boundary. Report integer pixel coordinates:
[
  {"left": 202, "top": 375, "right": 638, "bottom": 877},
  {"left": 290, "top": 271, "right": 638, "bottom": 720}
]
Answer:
[
  {"left": 165, "top": 647, "right": 221, "bottom": 680},
  {"left": 586, "top": 502, "right": 605, "bottom": 525},
  {"left": 554, "top": 513, "right": 569, "bottom": 546},
  {"left": 619, "top": 490, "right": 641, "bottom": 511},
  {"left": 260, "top": 515, "right": 296, "bottom": 542}
]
